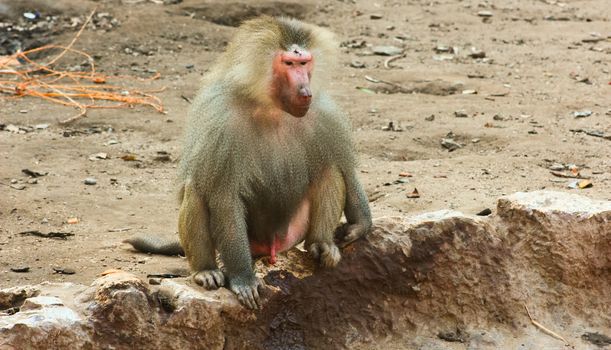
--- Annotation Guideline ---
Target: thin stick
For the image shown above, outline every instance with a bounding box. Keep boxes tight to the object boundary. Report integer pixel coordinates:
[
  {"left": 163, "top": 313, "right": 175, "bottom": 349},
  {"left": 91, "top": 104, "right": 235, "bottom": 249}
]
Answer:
[
  {"left": 47, "top": 8, "right": 96, "bottom": 66},
  {"left": 524, "top": 304, "right": 569, "bottom": 345},
  {"left": 384, "top": 54, "right": 406, "bottom": 69}
]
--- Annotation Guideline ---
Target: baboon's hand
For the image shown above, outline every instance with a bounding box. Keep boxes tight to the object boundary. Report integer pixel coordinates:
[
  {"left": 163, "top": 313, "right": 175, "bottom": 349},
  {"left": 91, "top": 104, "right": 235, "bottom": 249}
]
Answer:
[
  {"left": 229, "top": 277, "right": 262, "bottom": 310},
  {"left": 192, "top": 269, "right": 225, "bottom": 289},
  {"left": 335, "top": 222, "right": 371, "bottom": 248},
  {"left": 308, "top": 242, "right": 341, "bottom": 268}
]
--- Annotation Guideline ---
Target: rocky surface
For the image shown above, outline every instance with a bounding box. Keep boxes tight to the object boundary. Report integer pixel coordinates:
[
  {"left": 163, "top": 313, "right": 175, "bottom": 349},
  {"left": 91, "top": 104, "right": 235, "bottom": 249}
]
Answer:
[{"left": 1, "top": 191, "right": 609, "bottom": 350}]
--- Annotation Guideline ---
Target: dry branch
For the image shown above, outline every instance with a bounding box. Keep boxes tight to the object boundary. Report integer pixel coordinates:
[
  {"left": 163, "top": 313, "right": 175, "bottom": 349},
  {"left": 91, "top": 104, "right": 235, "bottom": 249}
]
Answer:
[{"left": 0, "top": 8, "right": 165, "bottom": 123}]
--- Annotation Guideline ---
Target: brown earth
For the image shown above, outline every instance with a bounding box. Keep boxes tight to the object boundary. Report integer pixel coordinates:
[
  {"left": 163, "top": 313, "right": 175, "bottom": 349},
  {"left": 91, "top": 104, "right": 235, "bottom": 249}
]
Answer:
[{"left": 0, "top": 0, "right": 610, "bottom": 347}]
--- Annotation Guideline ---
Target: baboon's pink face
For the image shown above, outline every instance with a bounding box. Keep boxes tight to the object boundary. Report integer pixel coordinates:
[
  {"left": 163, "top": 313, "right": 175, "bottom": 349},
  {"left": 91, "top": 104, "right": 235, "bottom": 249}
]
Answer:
[{"left": 271, "top": 47, "right": 313, "bottom": 118}]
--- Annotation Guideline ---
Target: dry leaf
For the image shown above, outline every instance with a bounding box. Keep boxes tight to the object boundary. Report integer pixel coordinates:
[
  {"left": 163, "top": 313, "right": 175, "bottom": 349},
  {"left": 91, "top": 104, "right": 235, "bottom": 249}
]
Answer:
[
  {"left": 407, "top": 188, "right": 420, "bottom": 198},
  {"left": 67, "top": 217, "right": 79, "bottom": 224},
  {"left": 577, "top": 180, "right": 593, "bottom": 189},
  {"left": 121, "top": 154, "right": 137, "bottom": 161},
  {"left": 100, "top": 268, "right": 122, "bottom": 276}
]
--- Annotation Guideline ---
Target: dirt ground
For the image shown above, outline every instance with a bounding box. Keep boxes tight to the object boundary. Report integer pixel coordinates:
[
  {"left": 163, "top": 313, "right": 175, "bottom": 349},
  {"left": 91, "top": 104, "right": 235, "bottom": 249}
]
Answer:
[{"left": 0, "top": 0, "right": 609, "bottom": 308}]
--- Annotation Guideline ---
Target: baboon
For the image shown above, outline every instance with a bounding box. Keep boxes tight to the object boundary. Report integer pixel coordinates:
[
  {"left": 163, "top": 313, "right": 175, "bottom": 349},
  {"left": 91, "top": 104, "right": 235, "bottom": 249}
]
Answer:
[{"left": 125, "top": 16, "right": 372, "bottom": 309}]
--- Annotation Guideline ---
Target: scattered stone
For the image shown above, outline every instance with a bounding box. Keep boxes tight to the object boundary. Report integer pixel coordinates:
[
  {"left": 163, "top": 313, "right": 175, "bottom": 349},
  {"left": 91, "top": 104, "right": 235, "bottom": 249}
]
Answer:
[
  {"left": 35, "top": 124, "right": 49, "bottom": 130},
  {"left": 22, "top": 169, "right": 47, "bottom": 178},
  {"left": 53, "top": 267, "right": 76, "bottom": 275},
  {"left": 5, "top": 124, "right": 21, "bottom": 133},
  {"left": 341, "top": 39, "right": 366, "bottom": 49},
  {"left": 438, "top": 328, "right": 468, "bottom": 343},
  {"left": 425, "top": 114, "right": 435, "bottom": 121},
  {"left": 471, "top": 138, "right": 480, "bottom": 143},
  {"left": 441, "top": 138, "right": 462, "bottom": 151},
  {"left": 84, "top": 178, "right": 97, "bottom": 185},
  {"left": 9, "top": 184, "right": 26, "bottom": 190},
  {"left": 10, "top": 266, "right": 30, "bottom": 273},
  {"left": 382, "top": 121, "right": 403, "bottom": 132},
  {"left": 528, "top": 130, "right": 538, "bottom": 134},
  {"left": 27, "top": 178, "right": 38, "bottom": 184},
  {"left": 573, "top": 110, "right": 592, "bottom": 118},
  {"left": 372, "top": 45, "right": 403, "bottom": 56},
  {"left": 454, "top": 110, "right": 468, "bottom": 118},
  {"left": 350, "top": 60, "right": 366, "bottom": 68},
  {"left": 477, "top": 11, "right": 493, "bottom": 17},
  {"left": 462, "top": 89, "right": 477, "bottom": 95},
  {"left": 476, "top": 208, "right": 492, "bottom": 216},
  {"left": 582, "top": 332, "right": 611, "bottom": 347},
  {"left": 434, "top": 45, "right": 454, "bottom": 53},
  {"left": 492, "top": 114, "right": 505, "bottom": 121},
  {"left": 568, "top": 179, "right": 593, "bottom": 189},
  {"left": 154, "top": 151, "right": 171, "bottom": 162},
  {"left": 549, "top": 163, "right": 565, "bottom": 171},
  {"left": 432, "top": 54, "right": 455, "bottom": 61},
  {"left": 468, "top": 48, "right": 486, "bottom": 58},
  {"left": 89, "top": 152, "right": 108, "bottom": 161},
  {"left": 19, "top": 230, "right": 74, "bottom": 239},
  {"left": 582, "top": 36, "right": 604, "bottom": 43},
  {"left": 370, "top": 14, "right": 383, "bottom": 20}
]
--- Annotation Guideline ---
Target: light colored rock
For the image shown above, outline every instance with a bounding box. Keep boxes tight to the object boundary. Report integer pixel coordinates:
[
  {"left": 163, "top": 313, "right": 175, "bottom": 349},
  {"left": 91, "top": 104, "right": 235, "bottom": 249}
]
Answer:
[
  {"left": 498, "top": 190, "right": 611, "bottom": 215},
  {"left": 372, "top": 45, "right": 403, "bottom": 56},
  {"left": 0, "top": 288, "right": 88, "bottom": 350},
  {"left": 0, "top": 191, "right": 609, "bottom": 350},
  {"left": 21, "top": 296, "right": 64, "bottom": 310}
]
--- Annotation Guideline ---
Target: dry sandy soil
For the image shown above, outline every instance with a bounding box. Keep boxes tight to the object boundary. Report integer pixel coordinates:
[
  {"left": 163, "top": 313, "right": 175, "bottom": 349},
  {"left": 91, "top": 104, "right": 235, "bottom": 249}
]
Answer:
[{"left": 0, "top": 0, "right": 609, "bottom": 336}]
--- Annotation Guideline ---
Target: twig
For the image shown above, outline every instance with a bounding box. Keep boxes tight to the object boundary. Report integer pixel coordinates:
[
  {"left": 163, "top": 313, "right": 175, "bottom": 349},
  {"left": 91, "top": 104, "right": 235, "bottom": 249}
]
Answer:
[
  {"left": 0, "top": 8, "right": 165, "bottom": 122},
  {"left": 384, "top": 54, "right": 406, "bottom": 69},
  {"left": 47, "top": 8, "right": 96, "bottom": 67},
  {"left": 108, "top": 227, "right": 132, "bottom": 232},
  {"left": 364, "top": 75, "right": 412, "bottom": 93},
  {"left": 524, "top": 304, "right": 569, "bottom": 345},
  {"left": 549, "top": 170, "right": 589, "bottom": 179}
]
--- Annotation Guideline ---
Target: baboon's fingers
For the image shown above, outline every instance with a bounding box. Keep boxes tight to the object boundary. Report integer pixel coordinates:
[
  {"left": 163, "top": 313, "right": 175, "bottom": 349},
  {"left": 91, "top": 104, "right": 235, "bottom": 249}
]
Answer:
[
  {"left": 336, "top": 224, "right": 367, "bottom": 248},
  {"left": 233, "top": 285, "right": 259, "bottom": 310},
  {"left": 212, "top": 270, "right": 225, "bottom": 287},
  {"left": 309, "top": 243, "right": 320, "bottom": 259},
  {"left": 308, "top": 242, "right": 341, "bottom": 268},
  {"left": 193, "top": 270, "right": 225, "bottom": 289}
]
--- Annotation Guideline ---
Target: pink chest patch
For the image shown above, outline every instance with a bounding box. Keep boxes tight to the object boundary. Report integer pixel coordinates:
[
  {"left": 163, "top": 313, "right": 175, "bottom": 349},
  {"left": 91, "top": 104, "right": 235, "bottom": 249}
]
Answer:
[{"left": 249, "top": 198, "right": 310, "bottom": 264}]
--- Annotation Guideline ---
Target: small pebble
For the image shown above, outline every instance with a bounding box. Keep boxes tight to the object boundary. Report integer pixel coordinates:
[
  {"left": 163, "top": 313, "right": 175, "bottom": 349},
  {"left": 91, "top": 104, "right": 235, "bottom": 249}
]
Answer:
[
  {"left": 573, "top": 110, "right": 592, "bottom": 118},
  {"left": 84, "top": 178, "right": 97, "bottom": 185},
  {"left": 477, "top": 11, "right": 493, "bottom": 17},
  {"left": 11, "top": 266, "right": 30, "bottom": 273},
  {"left": 455, "top": 110, "right": 468, "bottom": 118},
  {"left": 372, "top": 45, "right": 403, "bottom": 56},
  {"left": 476, "top": 208, "right": 492, "bottom": 216},
  {"left": 350, "top": 60, "right": 366, "bottom": 69}
]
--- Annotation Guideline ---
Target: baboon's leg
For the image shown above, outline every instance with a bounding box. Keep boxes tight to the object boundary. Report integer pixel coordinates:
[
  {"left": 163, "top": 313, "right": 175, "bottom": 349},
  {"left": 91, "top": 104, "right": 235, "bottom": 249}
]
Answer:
[
  {"left": 305, "top": 167, "right": 346, "bottom": 268},
  {"left": 178, "top": 182, "right": 224, "bottom": 288}
]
